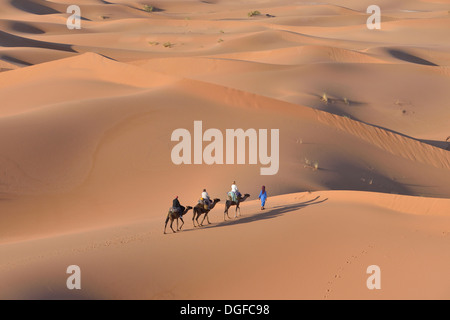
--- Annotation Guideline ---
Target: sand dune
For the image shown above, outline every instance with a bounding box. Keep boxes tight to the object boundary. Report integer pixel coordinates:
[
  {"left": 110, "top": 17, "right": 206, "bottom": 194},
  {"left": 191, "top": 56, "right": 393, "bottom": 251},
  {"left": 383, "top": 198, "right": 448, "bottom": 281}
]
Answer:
[
  {"left": 0, "top": 0, "right": 449, "bottom": 300},
  {"left": 0, "top": 67, "right": 448, "bottom": 240},
  {"left": 2, "top": 191, "right": 450, "bottom": 299}
]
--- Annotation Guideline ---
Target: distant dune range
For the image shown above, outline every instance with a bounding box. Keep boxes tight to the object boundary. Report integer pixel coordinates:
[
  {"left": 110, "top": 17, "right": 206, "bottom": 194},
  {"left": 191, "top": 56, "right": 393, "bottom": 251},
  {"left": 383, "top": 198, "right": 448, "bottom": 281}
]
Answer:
[{"left": 0, "top": 0, "right": 449, "bottom": 299}]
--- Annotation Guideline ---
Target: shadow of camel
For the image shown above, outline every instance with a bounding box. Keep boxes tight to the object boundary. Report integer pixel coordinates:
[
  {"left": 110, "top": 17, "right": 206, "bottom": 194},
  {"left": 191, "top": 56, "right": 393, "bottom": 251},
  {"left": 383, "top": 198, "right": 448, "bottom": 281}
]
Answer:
[{"left": 186, "top": 195, "right": 328, "bottom": 232}]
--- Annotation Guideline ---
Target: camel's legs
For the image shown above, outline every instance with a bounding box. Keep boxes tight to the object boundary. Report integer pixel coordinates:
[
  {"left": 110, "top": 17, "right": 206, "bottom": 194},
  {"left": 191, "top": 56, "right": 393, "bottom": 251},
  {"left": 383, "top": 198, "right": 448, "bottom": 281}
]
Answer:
[
  {"left": 225, "top": 203, "right": 234, "bottom": 220},
  {"left": 200, "top": 214, "right": 205, "bottom": 226},
  {"left": 179, "top": 217, "right": 184, "bottom": 231},
  {"left": 200, "top": 212, "right": 211, "bottom": 226},
  {"left": 234, "top": 203, "right": 241, "bottom": 218},
  {"left": 224, "top": 207, "right": 229, "bottom": 220},
  {"left": 164, "top": 214, "right": 170, "bottom": 234},
  {"left": 192, "top": 212, "right": 197, "bottom": 227},
  {"left": 170, "top": 219, "right": 176, "bottom": 233}
]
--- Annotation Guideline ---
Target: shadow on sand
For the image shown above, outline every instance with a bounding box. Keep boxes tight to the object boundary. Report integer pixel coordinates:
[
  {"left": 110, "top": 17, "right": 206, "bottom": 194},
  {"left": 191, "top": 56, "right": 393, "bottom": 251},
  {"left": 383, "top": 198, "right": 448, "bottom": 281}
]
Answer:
[
  {"left": 186, "top": 195, "right": 328, "bottom": 232},
  {"left": 21, "top": 289, "right": 103, "bottom": 300},
  {"left": 387, "top": 49, "right": 438, "bottom": 67}
]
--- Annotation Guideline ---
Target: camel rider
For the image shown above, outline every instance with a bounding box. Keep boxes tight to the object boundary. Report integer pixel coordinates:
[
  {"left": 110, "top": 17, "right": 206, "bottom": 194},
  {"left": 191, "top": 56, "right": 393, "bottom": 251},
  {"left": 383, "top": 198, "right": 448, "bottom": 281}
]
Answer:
[
  {"left": 201, "top": 189, "right": 211, "bottom": 209},
  {"left": 230, "top": 181, "right": 241, "bottom": 202},
  {"left": 172, "top": 196, "right": 185, "bottom": 214}
]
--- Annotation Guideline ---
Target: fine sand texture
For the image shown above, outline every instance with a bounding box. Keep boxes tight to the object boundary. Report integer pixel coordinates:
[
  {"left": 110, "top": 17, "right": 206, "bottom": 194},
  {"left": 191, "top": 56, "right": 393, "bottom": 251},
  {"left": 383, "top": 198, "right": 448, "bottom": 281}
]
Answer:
[{"left": 0, "top": 0, "right": 449, "bottom": 299}]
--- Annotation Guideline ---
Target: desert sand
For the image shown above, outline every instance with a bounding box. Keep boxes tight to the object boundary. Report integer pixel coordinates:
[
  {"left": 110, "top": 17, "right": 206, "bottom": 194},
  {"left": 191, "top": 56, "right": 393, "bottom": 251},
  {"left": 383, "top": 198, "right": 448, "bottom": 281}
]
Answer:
[{"left": 0, "top": 0, "right": 449, "bottom": 299}]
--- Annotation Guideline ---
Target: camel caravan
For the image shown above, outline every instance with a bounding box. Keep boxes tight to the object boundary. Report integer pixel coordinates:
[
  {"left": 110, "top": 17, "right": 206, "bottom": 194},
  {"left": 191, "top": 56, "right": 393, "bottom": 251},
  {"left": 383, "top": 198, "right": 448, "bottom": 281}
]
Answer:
[{"left": 164, "top": 181, "right": 252, "bottom": 234}]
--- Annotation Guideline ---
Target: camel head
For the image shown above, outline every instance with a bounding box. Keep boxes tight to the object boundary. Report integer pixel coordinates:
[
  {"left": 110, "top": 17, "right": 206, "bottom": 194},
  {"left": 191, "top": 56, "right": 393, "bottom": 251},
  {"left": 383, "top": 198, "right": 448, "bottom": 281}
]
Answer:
[
  {"left": 207, "top": 198, "right": 220, "bottom": 209},
  {"left": 241, "top": 194, "right": 250, "bottom": 200}
]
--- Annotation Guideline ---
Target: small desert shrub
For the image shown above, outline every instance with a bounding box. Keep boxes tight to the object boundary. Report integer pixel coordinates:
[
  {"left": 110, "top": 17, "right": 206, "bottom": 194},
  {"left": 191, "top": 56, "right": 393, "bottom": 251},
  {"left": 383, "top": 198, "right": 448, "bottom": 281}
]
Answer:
[
  {"left": 218, "top": 38, "right": 224, "bottom": 43},
  {"left": 361, "top": 177, "right": 374, "bottom": 185},
  {"left": 163, "top": 42, "right": 174, "bottom": 48},
  {"left": 143, "top": 5, "right": 154, "bottom": 12},
  {"left": 304, "top": 158, "right": 319, "bottom": 171},
  {"left": 313, "top": 161, "right": 319, "bottom": 170},
  {"left": 248, "top": 10, "right": 261, "bottom": 17},
  {"left": 148, "top": 41, "right": 159, "bottom": 46}
]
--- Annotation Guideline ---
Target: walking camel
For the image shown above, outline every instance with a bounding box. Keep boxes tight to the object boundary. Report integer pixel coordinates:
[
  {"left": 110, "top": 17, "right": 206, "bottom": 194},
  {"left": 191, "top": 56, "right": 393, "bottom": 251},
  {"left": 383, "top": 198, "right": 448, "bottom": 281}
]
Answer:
[
  {"left": 164, "top": 206, "right": 193, "bottom": 234},
  {"left": 192, "top": 198, "right": 220, "bottom": 227},
  {"left": 224, "top": 193, "right": 250, "bottom": 220}
]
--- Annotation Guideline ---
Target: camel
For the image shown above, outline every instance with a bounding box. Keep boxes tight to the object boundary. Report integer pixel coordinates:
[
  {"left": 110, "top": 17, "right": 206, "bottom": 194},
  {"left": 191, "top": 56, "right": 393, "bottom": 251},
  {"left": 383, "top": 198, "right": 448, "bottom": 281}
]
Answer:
[
  {"left": 192, "top": 198, "right": 220, "bottom": 227},
  {"left": 224, "top": 193, "right": 250, "bottom": 220},
  {"left": 164, "top": 206, "right": 193, "bottom": 234}
]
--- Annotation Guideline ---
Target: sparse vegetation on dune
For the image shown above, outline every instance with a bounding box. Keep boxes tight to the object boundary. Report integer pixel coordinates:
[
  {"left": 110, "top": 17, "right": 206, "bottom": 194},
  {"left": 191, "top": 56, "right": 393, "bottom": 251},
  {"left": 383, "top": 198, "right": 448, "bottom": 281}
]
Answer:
[
  {"left": 304, "top": 158, "right": 319, "bottom": 171},
  {"left": 248, "top": 10, "right": 261, "bottom": 17},
  {"left": 143, "top": 5, "right": 154, "bottom": 12},
  {"left": 320, "top": 93, "right": 353, "bottom": 106},
  {"left": 361, "top": 177, "right": 374, "bottom": 185}
]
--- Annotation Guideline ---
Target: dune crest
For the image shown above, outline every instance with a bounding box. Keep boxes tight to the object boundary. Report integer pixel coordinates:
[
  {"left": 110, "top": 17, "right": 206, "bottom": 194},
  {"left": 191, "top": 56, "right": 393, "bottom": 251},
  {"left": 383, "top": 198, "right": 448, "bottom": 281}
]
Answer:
[{"left": 317, "top": 111, "right": 450, "bottom": 170}]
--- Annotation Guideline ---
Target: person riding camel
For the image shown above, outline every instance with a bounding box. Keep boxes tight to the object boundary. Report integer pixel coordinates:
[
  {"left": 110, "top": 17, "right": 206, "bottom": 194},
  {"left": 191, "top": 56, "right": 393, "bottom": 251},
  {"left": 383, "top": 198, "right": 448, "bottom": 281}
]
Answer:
[
  {"left": 201, "top": 189, "right": 211, "bottom": 209},
  {"left": 172, "top": 196, "right": 185, "bottom": 214},
  {"left": 230, "top": 181, "right": 241, "bottom": 203}
]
